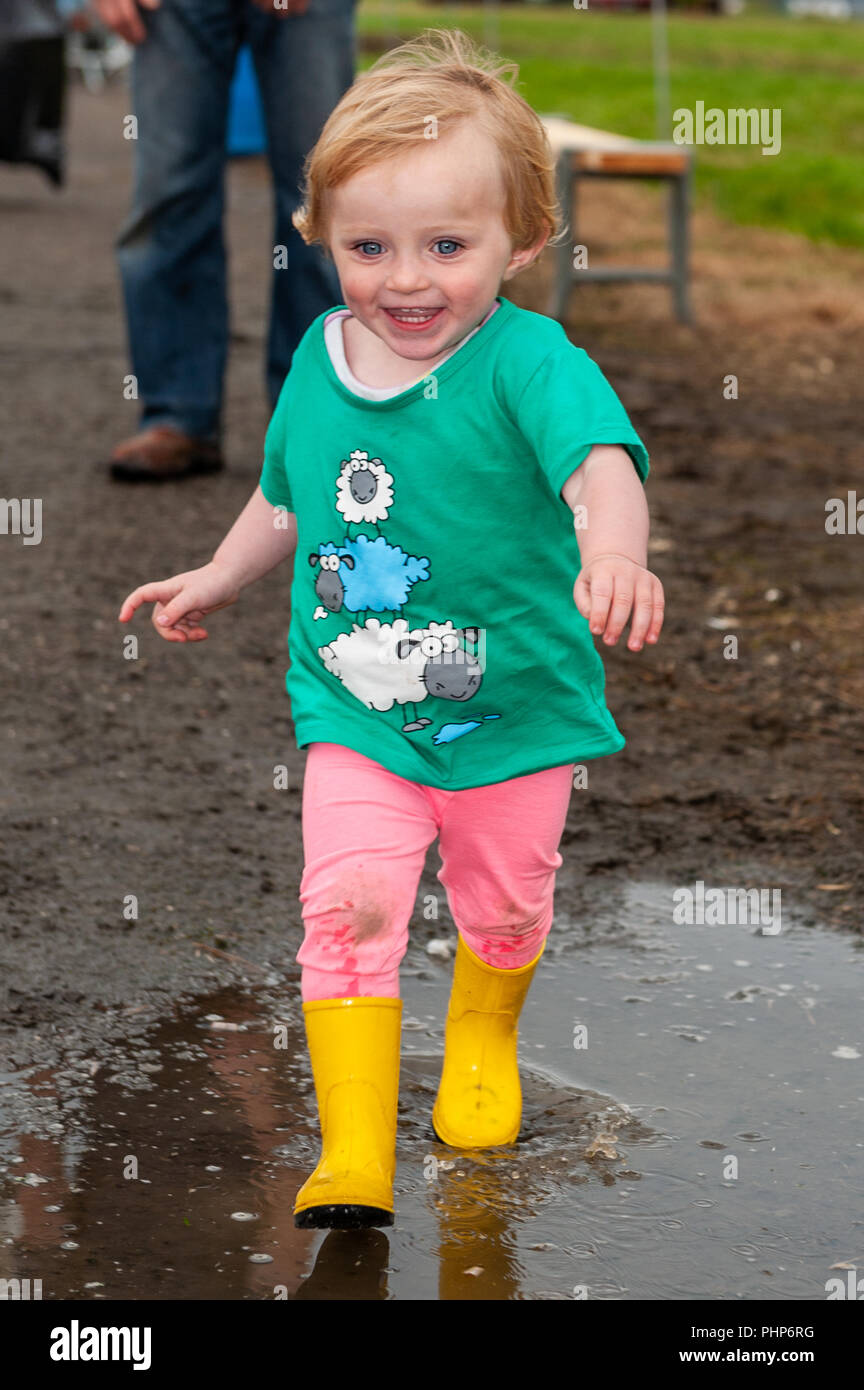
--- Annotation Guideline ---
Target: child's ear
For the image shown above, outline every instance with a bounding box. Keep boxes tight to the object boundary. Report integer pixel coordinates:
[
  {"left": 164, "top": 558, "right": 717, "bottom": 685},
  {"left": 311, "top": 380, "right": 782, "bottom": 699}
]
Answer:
[{"left": 502, "top": 231, "right": 551, "bottom": 281}]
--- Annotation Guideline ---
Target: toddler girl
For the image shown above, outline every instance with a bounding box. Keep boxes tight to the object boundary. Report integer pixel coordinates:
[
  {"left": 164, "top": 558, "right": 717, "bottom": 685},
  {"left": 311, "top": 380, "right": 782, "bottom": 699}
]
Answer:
[{"left": 119, "top": 27, "right": 664, "bottom": 1231}]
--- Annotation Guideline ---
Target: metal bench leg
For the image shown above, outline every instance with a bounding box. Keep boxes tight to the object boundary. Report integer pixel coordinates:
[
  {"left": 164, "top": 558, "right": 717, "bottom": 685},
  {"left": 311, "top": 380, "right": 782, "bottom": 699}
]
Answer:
[
  {"left": 548, "top": 151, "right": 575, "bottom": 321},
  {"left": 668, "top": 168, "right": 692, "bottom": 324}
]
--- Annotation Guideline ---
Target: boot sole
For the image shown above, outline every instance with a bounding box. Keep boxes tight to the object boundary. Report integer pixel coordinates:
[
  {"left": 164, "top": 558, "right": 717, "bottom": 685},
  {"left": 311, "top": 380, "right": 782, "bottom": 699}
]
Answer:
[
  {"left": 109, "top": 454, "right": 224, "bottom": 482},
  {"left": 294, "top": 1203, "right": 394, "bottom": 1231}
]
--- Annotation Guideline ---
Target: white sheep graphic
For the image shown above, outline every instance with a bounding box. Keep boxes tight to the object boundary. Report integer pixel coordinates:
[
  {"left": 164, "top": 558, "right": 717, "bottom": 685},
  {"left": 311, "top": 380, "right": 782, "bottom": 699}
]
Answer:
[
  {"left": 318, "top": 618, "right": 483, "bottom": 733},
  {"left": 335, "top": 450, "right": 394, "bottom": 531}
]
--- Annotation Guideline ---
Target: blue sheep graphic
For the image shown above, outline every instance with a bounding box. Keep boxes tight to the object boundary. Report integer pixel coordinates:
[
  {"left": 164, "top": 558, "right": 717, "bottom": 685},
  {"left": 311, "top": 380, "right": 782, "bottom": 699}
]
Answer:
[{"left": 309, "top": 534, "right": 430, "bottom": 622}]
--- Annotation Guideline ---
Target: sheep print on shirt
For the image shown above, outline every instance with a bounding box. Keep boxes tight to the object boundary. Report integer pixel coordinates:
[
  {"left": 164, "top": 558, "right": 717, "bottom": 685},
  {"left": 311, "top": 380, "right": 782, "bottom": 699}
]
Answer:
[{"left": 258, "top": 294, "right": 650, "bottom": 791}]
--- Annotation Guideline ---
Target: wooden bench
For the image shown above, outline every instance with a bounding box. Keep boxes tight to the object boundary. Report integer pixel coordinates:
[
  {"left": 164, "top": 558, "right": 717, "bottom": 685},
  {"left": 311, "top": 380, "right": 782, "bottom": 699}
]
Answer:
[{"left": 540, "top": 115, "right": 694, "bottom": 323}]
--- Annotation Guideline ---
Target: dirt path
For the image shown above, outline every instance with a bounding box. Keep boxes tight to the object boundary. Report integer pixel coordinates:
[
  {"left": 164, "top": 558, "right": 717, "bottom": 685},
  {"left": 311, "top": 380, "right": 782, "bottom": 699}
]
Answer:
[{"left": 1, "top": 74, "right": 861, "bottom": 1074}]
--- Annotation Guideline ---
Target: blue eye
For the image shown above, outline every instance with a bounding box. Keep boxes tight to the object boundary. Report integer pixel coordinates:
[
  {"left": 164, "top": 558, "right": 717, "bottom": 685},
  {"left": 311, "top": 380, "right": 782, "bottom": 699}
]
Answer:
[{"left": 352, "top": 238, "right": 463, "bottom": 256}]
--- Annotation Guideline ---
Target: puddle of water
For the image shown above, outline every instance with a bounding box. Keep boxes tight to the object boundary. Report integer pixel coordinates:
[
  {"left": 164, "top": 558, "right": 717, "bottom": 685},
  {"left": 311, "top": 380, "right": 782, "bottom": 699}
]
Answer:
[{"left": 1, "top": 880, "right": 862, "bottom": 1299}]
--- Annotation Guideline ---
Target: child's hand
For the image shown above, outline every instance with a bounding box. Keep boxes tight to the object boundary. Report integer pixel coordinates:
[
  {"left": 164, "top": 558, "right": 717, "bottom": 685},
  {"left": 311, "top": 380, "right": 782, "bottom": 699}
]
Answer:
[
  {"left": 574, "top": 553, "right": 664, "bottom": 651},
  {"left": 117, "top": 562, "right": 240, "bottom": 643}
]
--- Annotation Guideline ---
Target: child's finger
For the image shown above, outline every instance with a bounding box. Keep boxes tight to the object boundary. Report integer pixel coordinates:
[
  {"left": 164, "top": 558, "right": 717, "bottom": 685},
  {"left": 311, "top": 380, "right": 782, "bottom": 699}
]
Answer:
[
  {"left": 168, "top": 624, "right": 209, "bottom": 642},
  {"left": 626, "top": 577, "right": 658, "bottom": 650},
  {"left": 173, "top": 617, "right": 209, "bottom": 641},
  {"left": 645, "top": 579, "right": 665, "bottom": 643},
  {"left": 600, "top": 578, "right": 635, "bottom": 645},
  {"left": 573, "top": 573, "right": 592, "bottom": 622},
  {"left": 150, "top": 602, "right": 190, "bottom": 641},
  {"left": 586, "top": 571, "right": 614, "bottom": 637},
  {"left": 118, "top": 581, "right": 177, "bottom": 622},
  {"left": 155, "top": 590, "right": 201, "bottom": 629},
  {"left": 153, "top": 621, "right": 189, "bottom": 643}
]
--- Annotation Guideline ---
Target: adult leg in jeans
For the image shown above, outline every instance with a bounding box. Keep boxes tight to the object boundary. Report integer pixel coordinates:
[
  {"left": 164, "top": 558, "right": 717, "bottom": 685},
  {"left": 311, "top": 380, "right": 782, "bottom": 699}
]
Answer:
[
  {"left": 247, "top": 0, "right": 356, "bottom": 409},
  {"left": 115, "top": 0, "right": 240, "bottom": 444}
]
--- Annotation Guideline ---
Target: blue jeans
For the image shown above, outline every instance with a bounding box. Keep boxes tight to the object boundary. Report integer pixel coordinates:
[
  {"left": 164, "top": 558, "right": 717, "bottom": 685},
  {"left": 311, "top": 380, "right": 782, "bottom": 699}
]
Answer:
[{"left": 115, "top": 0, "right": 356, "bottom": 443}]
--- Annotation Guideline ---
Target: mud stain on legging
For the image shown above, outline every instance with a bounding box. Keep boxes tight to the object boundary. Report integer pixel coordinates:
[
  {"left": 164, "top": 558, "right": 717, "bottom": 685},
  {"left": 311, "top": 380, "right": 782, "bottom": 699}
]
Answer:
[{"left": 333, "top": 877, "right": 396, "bottom": 944}]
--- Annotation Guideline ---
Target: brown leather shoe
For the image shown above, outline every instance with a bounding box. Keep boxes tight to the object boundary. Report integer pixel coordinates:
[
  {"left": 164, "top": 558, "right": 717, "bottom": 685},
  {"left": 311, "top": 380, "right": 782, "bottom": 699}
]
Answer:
[{"left": 109, "top": 425, "right": 224, "bottom": 482}]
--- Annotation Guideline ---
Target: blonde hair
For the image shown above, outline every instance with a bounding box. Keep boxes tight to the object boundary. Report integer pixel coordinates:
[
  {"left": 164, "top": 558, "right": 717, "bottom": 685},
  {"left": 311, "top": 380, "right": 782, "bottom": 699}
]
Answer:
[{"left": 292, "top": 28, "right": 566, "bottom": 260}]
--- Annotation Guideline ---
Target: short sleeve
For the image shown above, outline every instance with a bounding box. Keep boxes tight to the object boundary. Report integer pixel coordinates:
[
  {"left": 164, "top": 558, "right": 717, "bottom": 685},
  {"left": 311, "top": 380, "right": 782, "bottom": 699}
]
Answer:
[
  {"left": 258, "top": 380, "right": 294, "bottom": 513},
  {"left": 514, "top": 344, "right": 650, "bottom": 501}
]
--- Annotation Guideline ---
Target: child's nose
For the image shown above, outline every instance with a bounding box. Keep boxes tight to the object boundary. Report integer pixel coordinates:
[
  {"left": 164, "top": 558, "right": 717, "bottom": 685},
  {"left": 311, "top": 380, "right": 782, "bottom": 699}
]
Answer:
[{"left": 384, "top": 259, "right": 431, "bottom": 293}]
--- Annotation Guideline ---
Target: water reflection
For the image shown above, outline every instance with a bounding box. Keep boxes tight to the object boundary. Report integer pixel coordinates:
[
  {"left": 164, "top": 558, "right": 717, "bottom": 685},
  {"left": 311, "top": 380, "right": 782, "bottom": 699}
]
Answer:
[{"left": 0, "top": 988, "right": 652, "bottom": 1300}]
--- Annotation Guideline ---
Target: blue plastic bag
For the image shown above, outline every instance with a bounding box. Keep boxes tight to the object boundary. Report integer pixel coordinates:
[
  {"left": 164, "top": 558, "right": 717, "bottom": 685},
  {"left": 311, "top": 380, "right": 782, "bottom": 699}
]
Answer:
[{"left": 227, "top": 44, "right": 267, "bottom": 157}]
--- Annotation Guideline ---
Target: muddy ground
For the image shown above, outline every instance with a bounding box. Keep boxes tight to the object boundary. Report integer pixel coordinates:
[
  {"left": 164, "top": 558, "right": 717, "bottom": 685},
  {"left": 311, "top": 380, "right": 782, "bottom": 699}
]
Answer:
[{"left": 1, "top": 75, "right": 862, "bottom": 1082}]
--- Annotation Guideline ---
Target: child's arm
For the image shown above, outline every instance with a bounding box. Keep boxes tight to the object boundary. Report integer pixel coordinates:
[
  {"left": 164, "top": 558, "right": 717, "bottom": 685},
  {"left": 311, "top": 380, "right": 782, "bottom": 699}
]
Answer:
[
  {"left": 560, "top": 445, "right": 664, "bottom": 652},
  {"left": 118, "top": 485, "right": 297, "bottom": 644}
]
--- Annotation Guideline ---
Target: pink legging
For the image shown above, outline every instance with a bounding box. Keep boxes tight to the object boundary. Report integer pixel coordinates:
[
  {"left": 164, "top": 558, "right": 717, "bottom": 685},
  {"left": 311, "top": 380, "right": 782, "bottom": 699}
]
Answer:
[{"left": 297, "top": 742, "right": 575, "bottom": 1001}]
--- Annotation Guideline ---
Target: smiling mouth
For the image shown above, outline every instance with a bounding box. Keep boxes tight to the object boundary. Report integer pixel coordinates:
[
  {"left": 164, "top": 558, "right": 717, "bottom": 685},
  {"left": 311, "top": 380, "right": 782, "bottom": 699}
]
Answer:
[{"left": 383, "top": 307, "right": 444, "bottom": 327}]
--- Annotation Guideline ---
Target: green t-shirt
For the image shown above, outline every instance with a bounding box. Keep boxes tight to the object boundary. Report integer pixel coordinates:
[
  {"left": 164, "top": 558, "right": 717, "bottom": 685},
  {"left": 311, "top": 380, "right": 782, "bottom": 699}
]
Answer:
[{"left": 259, "top": 294, "right": 649, "bottom": 790}]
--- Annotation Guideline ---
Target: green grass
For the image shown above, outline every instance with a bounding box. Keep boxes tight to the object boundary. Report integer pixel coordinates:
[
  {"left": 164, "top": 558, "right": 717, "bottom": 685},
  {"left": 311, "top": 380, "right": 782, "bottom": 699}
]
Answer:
[{"left": 356, "top": 2, "right": 864, "bottom": 248}]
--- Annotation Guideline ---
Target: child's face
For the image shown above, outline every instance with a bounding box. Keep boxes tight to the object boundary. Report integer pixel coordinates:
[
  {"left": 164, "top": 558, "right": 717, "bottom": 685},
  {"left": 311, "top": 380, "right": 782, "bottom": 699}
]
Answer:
[{"left": 327, "top": 121, "right": 545, "bottom": 363}]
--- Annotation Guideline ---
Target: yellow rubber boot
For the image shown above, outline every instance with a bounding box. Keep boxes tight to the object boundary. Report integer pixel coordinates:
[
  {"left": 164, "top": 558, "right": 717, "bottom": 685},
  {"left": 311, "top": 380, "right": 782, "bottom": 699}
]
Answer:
[
  {"left": 294, "top": 996, "right": 402, "bottom": 1230},
  {"left": 432, "top": 936, "right": 544, "bottom": 1148}
]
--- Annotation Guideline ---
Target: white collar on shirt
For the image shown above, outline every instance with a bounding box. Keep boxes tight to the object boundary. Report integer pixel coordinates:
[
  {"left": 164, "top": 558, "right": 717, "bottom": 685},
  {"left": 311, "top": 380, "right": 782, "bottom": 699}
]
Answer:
[{"left": 322, "top": 303, "right": 499, "bottom": 400}]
